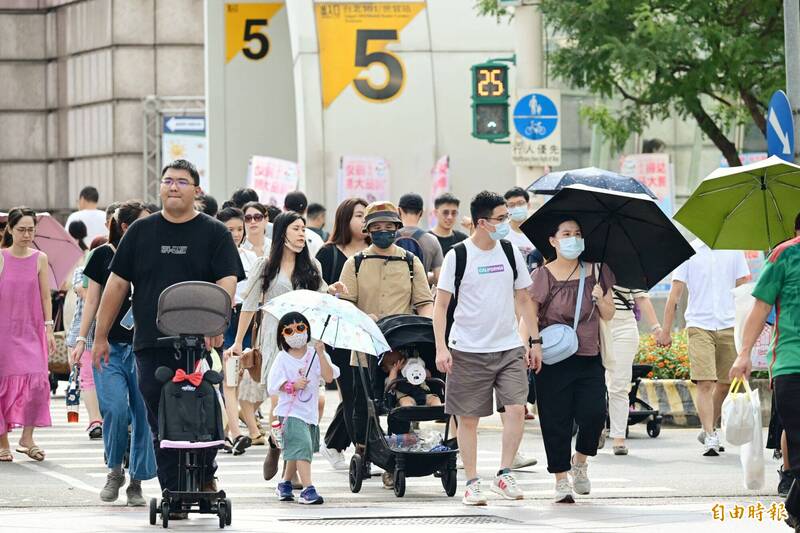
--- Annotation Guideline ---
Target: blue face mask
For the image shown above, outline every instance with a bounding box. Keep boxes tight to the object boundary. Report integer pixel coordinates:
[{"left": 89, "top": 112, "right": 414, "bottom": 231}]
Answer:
[
  {"left": 508, "top": 206, "right": 528, "bottom": 222},
  {"left": 558, "top": 236, "right": 585, "bottom": 260},
  {"left": 488, "top": 221, "right": 511, "bottom": 241},
  {"left": 371, "top": 230, "right": 396, "bottom": 249}
]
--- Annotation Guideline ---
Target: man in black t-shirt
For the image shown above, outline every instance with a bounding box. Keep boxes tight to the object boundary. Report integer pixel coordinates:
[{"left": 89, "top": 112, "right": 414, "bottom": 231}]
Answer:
[
  {"left": 92, "top": 160, "right": 244, "bottom": 503},
  {"left": 429, "top": 193, "right": 468, "bottom": 256}
]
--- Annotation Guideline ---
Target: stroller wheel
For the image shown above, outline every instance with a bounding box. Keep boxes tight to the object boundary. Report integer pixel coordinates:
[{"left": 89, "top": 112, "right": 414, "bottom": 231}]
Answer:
[
  {"left": 149, "top": 498, "right": 158, "bottom": 525},
  {"left": 349, "top": 455, "right": 364, "bottom": 493},
  {"left": 441, "top": 468, "right": 457, "bottom": 497},
  {"left": 161, "top": 501, "right": 170, "bottom": 529},
  {"left": 647, "top": 420, "right": 661, "bottom": 438},
  {"left": 217, "top": 499, "right": 227, "bottom": 529},
  {"left": 225, "top": 498, "right": 232, "bottom": 526},
  {"left": 393, "top": 469, "right": 406, "bottom": 498}
]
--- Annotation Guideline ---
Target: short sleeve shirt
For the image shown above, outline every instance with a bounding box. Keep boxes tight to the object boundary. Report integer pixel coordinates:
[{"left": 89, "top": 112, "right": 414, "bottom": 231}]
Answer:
[
  {"left": 84, "top": 244, "right": 133, "bottom": 344},
  {"left": 529, "top": 263, "right": 616, "bottom": 356},
  {"left": 752, "top": 237, "right": 800, "bottom": 379}
]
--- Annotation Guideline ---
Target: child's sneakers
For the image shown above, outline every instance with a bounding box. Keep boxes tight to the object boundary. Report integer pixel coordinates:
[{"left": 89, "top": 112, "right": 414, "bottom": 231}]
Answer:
[
  {"left": 299, "top": 485, "right": 324, "bottom": 505},
  {"left": 276, "top": 480, "right": 294, "bottom": 502},
  {"left": 491, "top": 469, "right": 524, "bottom": 500},
  {"left": 462, "top": 478, "right": 488, "bottom": 506}
]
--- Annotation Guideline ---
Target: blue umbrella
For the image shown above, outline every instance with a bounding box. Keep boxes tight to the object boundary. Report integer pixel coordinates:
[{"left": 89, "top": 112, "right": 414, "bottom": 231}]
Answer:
[{"left": 527, "top": 167, "right": 658, "bottom": 199}]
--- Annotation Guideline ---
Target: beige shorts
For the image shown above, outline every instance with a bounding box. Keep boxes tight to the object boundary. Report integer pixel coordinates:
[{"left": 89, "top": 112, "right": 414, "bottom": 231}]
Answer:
[
  {"left": 445, "top": 347, "right": 528, "bottom": 418},
  {"left": 687, "top": 327, "right": 737, "bottom": 384}
]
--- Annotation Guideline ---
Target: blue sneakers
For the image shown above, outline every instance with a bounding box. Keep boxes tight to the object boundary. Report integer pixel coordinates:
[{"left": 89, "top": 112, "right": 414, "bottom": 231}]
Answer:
[
  {"left": 276, "top": 480, "right": 294, "bottom": 501},
  {"left": 298, "top": 485, "right": 324, "bottom": 505}
]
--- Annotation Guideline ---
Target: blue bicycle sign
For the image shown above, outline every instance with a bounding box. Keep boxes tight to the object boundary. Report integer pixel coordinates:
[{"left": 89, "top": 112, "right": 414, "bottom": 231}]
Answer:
[{"left": 513, "top": 93, "right": 558, "bottom": 141}]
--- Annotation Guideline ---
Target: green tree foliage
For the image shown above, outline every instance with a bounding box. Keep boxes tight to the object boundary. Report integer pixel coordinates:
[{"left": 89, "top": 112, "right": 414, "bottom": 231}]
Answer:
[{"left": 476, "top": 0, "right": 785, "bottom": 166}]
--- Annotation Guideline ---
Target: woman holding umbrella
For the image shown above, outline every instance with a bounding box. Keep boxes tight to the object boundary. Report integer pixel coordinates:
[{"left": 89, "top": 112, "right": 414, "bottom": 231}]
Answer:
[
  {"left": 0, "top": 207, "right": 55, "bottom": 462},
  {"left": 526, "top": 216, "right": 616, "bottom": 503}
]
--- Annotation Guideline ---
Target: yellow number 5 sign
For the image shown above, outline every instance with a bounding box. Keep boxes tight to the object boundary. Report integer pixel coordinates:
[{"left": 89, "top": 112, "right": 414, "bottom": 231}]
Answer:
[
  {"left": 225, "top": 3, "right": 283, "bottom": 64},
  {"left": 315, "top": 2, "right": 425, "bottom": 108}
]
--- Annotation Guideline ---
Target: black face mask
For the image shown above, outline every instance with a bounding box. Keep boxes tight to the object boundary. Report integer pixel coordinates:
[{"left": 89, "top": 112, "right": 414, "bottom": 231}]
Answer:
[{"left": 370, "top": 230, "right": 396, "bottom": 249}]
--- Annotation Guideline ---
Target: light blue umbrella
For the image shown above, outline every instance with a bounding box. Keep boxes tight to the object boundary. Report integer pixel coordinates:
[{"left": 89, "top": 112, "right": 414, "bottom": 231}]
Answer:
[{"left": 264, "top": 290, "right": 391, "bottom": 371}]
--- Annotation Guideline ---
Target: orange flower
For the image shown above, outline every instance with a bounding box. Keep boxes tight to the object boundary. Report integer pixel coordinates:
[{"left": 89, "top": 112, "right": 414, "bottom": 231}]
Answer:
[{"left": 658, "top": 362, "right": 665, "bottom": 368}]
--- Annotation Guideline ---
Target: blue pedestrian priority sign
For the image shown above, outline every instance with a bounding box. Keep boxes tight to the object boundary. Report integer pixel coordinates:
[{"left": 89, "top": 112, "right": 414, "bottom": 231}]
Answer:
[
  {"left": 513, "top": 93, "right": 558, "bottom": 141},
  {"left": 767, "top": 90, "right": 794, "bottom": 162}
]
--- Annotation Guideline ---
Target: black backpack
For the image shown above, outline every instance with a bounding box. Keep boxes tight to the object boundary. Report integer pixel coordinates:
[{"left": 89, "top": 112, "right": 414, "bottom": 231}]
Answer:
[
  {"left": 445, "top": 239, "right": 517, "bottom": 344},
  {"left": 157, "top": 370, "right": 224, "bottom": 443}
]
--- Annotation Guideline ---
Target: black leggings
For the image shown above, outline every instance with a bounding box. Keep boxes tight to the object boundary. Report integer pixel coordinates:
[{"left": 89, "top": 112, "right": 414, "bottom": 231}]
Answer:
[
  {"left": 535, "top": 355, "right": 607, "bottom": 474},
  {"left": 323, "top": 348, "right": 355, "bottom": 452},
  {"left": 774, "top": 374, "right": 800, "bottom": 471}
]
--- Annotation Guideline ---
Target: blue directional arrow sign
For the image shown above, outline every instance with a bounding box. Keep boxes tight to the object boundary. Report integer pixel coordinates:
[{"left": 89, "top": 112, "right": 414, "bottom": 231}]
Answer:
[
  {"left": 513, "top": 93, "right": 558, "bottom": 141},
  {"left": 767, "top": 90, "right": 794, "bottom": 162}
]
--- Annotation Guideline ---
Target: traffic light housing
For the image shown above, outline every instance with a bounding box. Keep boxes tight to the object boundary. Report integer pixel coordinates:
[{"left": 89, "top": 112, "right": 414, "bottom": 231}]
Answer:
[{"left": 471, "top": 63, "right": 509, "bottom": 140}]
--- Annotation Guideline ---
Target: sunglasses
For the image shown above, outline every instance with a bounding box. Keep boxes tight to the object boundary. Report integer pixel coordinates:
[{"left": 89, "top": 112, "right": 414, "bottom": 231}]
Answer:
[
  {"left": 244, "top": 213, "right": 265, "bottom": 223},
  {"left": 439, "top": 209, "right": 459, "bottom": 217},
  {"left": 282, "top": 323, "right": 307, "bottom": 336}
]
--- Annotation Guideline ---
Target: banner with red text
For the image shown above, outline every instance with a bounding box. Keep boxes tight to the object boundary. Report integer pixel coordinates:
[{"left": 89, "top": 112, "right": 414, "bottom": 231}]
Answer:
[
  {"left": 337, "top": 156, "right": 390, "bottom": 203},
  {"left": 246, "top": 155, "right": 299, "bottom": 208},
  {"left": 619, "top": 153, "right": 675, "bottom": 216}
]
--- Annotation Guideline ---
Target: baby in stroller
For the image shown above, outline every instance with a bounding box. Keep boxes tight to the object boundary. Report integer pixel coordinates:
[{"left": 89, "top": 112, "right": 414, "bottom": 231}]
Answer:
[{"left": 381, "top": 348, "right": 442, "bottom": 408}]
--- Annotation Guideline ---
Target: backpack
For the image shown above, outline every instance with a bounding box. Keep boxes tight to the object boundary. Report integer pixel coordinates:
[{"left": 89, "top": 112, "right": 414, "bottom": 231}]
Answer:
[
  {"left": 157, "top": 372, "right": 224, "bottom": 443},
  {"left": 394, "top": 229, "right": 426, "bottom": 268},
  {"left": 354, "top": 249, "right": 415, "bottom": 292},
  {"left": 445, "top": 239, "right": 518, "bottom": 344}
]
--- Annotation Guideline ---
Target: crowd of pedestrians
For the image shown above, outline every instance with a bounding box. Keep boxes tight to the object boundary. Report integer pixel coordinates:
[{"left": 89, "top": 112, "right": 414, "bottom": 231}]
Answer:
[{"left": 1, "top": 158, "right": 799, "bottom": 520}]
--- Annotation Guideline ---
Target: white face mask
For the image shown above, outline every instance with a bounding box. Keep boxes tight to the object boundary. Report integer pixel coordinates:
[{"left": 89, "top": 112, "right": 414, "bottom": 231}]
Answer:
[
  {"left": 285, "top": 332, "right": 308, "bottom": 349},
  {"left": 284, "top": 238, "right": 305, "bottom": 254},
  {"left": 558, "top": 236, "right": 585, "bottom": 260}
]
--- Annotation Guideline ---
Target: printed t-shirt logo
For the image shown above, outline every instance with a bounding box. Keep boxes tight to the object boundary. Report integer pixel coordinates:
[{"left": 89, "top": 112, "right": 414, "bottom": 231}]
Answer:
[
  {"left": 478, "top": 264, "right": 505, "bottom": 275},
  {"left": 161, "top": 245, "right": 188, "bottom": 255}
]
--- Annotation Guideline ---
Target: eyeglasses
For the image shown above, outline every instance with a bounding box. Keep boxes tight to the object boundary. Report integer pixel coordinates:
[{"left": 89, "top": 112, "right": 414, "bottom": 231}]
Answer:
[
  {"left": 282, "top": 323, "right": 307, "bottom": 337},
  {"left": 160, "top": 177, "right": 194, "bottom": 188},
  {"left": 244, "top": 213, "right": 265, "bottom": 223},
  {"left": 14, "top": 227, "right": 36, "bottom": 234},
  {"left": 439, "top": 209, "right": 459, "bottom": 217},
  {"left": 483, "top": 215, "right": 511, "bottom": 224}
]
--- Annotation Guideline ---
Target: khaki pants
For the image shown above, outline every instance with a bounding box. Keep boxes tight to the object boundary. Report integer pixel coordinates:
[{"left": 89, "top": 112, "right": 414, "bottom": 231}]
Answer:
[{"left": 606, "top": 312, "right": 640, "bottom": 439}]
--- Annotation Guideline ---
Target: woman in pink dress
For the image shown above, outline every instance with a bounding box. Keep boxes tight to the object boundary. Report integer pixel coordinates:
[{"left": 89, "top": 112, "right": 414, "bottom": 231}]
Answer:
[{"left": 0, "top": 207, "right": 55, "bottom": 462}]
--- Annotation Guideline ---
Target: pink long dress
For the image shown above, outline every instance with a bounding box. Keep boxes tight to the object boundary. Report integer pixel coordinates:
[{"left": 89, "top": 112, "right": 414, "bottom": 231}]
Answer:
[{"left": 0, "top": 249, "right": 51, "bottom": 432}]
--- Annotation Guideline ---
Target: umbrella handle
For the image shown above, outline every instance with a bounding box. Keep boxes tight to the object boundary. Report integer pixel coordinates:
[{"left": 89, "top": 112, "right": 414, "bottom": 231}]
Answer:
[{"left": 305, "top": 314, "right": 332, "bottom": 378}]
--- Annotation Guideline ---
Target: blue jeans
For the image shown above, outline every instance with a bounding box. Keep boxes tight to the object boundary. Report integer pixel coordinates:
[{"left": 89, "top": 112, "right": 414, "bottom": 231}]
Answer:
[{"left": 93, "top": 342, "right": 157, "bottom": 480}]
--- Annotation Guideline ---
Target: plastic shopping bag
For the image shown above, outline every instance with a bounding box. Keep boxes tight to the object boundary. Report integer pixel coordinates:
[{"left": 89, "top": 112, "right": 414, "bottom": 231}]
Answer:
[
  {"left": 721, "top": 378, "right": 756, "bottom": 446},
  {"left": 739, "top": 385, "right": 765, "bottom": 490}
]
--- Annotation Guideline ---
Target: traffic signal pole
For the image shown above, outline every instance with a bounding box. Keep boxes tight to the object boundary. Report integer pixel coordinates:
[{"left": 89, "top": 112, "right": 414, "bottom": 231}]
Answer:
[
  {"left": 784, "top": 0, "right": 800, "bottom": 163},
  {"left": 513, "top": 2, "right": 545, "bottom": 187}
]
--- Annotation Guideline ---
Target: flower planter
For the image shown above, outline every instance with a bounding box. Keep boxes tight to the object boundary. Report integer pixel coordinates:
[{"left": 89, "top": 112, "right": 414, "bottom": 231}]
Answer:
[{"left": 637, "top": 378, "right": 771, "bottom": 428}]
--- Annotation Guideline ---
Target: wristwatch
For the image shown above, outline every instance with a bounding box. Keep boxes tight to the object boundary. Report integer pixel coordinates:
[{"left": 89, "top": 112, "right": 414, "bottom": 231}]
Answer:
[{"left": 529, "top": 336, "right": 543, "bottom": 347}]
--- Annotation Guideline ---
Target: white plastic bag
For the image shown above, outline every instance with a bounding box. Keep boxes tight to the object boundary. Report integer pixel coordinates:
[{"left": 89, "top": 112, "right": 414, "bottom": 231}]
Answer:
[
  {"left": 721, "top": 378, "right": 756, "bottom": 445},
  {"left": 739, "top": 384, "right": 765, "bottom": 490}
]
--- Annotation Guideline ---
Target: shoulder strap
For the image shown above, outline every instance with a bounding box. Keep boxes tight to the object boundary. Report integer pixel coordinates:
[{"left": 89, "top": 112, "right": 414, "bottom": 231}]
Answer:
[
  {"left": 573, "top": 262, "right": 585, "bottom": 330},
  {"left": 411, "top": 228, "right": 426, "bottom": 241},
  {"left": 499, "top": 239, "right": 518, "bottom": 281},
  {"left": 404, "top": 250, "right": 414, "bottom": 280},
  {"left": 328, "top": 245, "right": 340, "bottom": 284},
  {"left": 453, "top": 242, "right": 467, "bottom": 302},
  {"left": 354, "top": 252, "right": 365, "bottom": 276}
]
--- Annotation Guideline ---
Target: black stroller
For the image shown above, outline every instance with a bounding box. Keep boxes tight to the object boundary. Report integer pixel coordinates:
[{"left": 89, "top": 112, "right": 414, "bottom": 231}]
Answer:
[
  {"left": 148, "top": 282, "right": 231, "bottom": 529},
  {"left": 349, "top": 315, "right": 459, "bottom": 498},
  {"left": 598, "top": 363, "right": 663, "bottom": 445}
]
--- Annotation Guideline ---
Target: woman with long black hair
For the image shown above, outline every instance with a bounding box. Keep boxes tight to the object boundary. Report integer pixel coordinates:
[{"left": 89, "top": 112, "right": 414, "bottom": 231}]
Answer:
[
  {"left": 314, "top": 198, "right": 368, "bottom": 469},
  {"left": 71, "top": 200, "right": 156, "bottom": 505},
  {"left": 228, "top": 212, "right": 345, "bottom": 454}
]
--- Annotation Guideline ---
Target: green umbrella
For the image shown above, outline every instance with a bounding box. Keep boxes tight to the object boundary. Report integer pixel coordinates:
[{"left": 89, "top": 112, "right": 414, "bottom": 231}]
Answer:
[{"left": 674, "top": 155, "right": 800, "bottom": 250}]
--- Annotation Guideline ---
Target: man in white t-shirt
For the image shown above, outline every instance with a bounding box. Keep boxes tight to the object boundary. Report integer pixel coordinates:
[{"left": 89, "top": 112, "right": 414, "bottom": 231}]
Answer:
[
  {"left": 658, "top": 239, "right": 750, "bottom": 456},
  {"left": 284, "top": 191, "right": 324, "bottom": 258},
  {"left": 433, "top": 190, "right": 541, "bottom": 506},
  {"left": 64, "top": 186, "right": 107, "bottom": 248},
  {"left": 504, "top": 187, "right": 536, "bottom": 265}
]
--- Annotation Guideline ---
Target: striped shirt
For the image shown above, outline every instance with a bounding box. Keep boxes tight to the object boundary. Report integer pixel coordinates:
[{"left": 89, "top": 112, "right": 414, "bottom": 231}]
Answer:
[
  {"left": 66, "top": 266, "right": 95, "bottom": 349},
  {"left": 612, "top": 286, "right": 647, "bottom": 312}
]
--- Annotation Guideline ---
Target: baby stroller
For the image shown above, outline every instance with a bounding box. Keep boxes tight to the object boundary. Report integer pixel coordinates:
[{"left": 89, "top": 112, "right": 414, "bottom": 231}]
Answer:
[
  {"left": 349, "top": 315, "right": 459, "bottom": 498},
  {"left": 599, "top": 363, "right": 662, "bottom": 444},
  {"left": 148, "top": 282, "right": 231, "bottom": 529}
]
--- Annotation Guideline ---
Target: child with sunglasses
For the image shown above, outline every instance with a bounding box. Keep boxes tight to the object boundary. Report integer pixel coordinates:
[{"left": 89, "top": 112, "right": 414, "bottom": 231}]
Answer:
[{"left": 267, "top": 311, "right": 340, "bottom": 504}]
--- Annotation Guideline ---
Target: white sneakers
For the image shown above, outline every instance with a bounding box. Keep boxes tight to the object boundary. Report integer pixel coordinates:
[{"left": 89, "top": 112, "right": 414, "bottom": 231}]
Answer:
[
  {"left": 554, "top": 478, "right": 575, "bottom": 503},
  {"left": 511, "top": 451, "right": 538, "bottom": 469},
  {"left": 491, "top": 471, "right": 524, "bottom": 500},
  {"left": 320, "top": 447, "right": 348, "bottom": 470},
  {"left": 462, "top": 479, "right": 488, "bottom": 506},
  {"left": 703, "top": 432, "right": 721, "bottom": 457},
  {"left": 569, "top": 456, "right": 591, "bottom": 495}
]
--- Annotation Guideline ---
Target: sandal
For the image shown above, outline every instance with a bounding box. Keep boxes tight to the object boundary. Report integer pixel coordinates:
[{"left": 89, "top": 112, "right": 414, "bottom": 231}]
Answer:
[
  {"left": 0, "top": 449, "right": 12, "bottom": 462},
  {"left": 231, "top": 435, "right": 252, "bottom": 456},
  {"left": 16, "top": 445, "right": 45, "bottom": 461},
  {"left": 251, "top": 432, "right": 266, "bottom": 446},
  {"left": 222, "top": 437, "right": 234, "bottom": 454}
]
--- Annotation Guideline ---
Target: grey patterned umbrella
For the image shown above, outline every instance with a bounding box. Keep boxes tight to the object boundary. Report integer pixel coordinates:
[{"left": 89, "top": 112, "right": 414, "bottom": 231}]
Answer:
[{"left": 527, "top": 167, "right": 658, "bottom": 199}]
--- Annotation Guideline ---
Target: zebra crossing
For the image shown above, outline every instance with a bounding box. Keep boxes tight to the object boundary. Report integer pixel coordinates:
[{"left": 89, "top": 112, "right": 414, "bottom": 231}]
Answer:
[{"left": 19, "top": 390, "right": 676, "bottom": 506}]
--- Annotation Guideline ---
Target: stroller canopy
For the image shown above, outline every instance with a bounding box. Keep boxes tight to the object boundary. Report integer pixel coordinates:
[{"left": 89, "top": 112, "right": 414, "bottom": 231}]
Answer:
[{"left": 377, "top": 315, "right": 434, "bottom": 351}]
